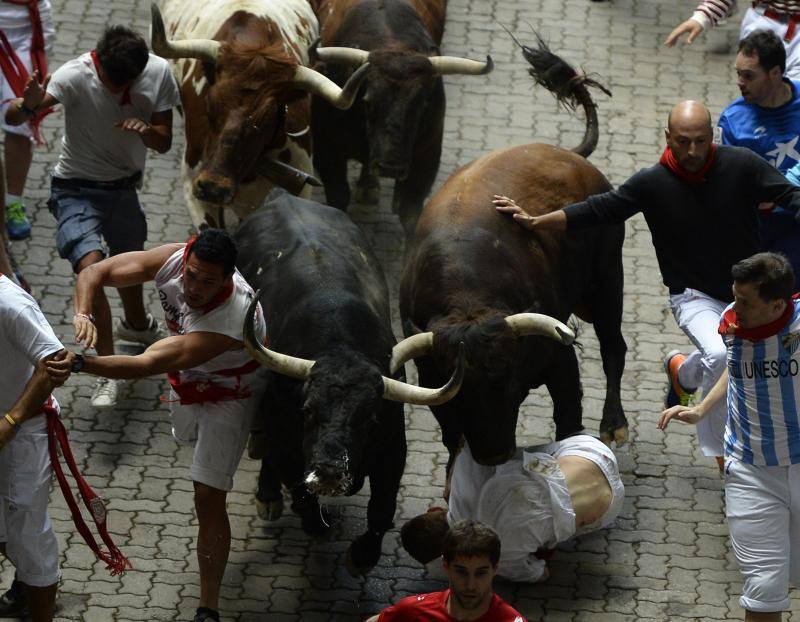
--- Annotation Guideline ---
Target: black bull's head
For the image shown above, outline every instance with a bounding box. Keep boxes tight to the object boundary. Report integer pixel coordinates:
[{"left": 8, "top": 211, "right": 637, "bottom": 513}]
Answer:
[
  {"left": 150, "top": 4, "right": 369, "bottom": 204},
  {"left": 242, "top": 295, "right": 465, "bottom": 496},
  {"left": 314, "top": 46, "right": 493, "bottom": 179},
  {"left": 391, "top": 312, "right": 576, "bottom": 466}
]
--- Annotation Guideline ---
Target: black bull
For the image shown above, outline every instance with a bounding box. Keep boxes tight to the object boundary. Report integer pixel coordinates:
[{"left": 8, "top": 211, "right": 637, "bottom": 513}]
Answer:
[{"left": 235, "top": 191, "right": 462, "bottom": 574}]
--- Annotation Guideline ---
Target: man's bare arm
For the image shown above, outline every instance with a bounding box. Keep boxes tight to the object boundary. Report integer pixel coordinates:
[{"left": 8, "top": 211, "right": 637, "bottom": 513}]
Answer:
[
  {"left": 5, "top": 71, "right": 58, "bottom": 126},
  {"left": 73, "top": 243, "right": 183, "bottom": 348},
  {"left": 492, "top": 195, "right": 568, "bottom": 231},
  {"left": 67, "top": 332, "right": 240, "bottom": 380}
]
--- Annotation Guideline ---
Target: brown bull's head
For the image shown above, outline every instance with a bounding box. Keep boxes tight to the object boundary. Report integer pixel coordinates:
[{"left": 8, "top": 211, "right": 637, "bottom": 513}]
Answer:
[
  {"left": 315, "top": 45, "right": 492, "bottom": 180},
  {"left": 391, "top": 310, "right": 574, "bottom": 466},
  {"left": 151, "top": 4, "right": 368, "bottom": 204}
]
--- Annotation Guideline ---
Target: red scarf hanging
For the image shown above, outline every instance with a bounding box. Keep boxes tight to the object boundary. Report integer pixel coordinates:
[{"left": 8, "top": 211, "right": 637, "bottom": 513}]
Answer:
[
  {"left": 0, "top": 0, "right": 52, "bottom": 144},
  {"left": 90, "top": 49, "right": 131, "bottom": 106},
  {"left": 659, "top": 144, "right": 717, "bottom": 183},
  {"left": 42, "top": 399, "right": 131, "bottom": 576},
  {"left": 718, "top": 294, "right": 798, "bottom": 341}
]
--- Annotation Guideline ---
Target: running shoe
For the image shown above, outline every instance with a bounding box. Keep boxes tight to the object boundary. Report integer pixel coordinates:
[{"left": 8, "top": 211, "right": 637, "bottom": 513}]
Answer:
[
  {"left": 5, "top": 201, "right": 31, "bottom": 240},
  {"left": 114, "top": 313, "right": 166, "bottom": 346},
  {"left": 91, "top": 377, "right": 119, "bottom": 409},
  {"left": 0, "top": 579, "right": 27, "bottom": 617},
  {"left": 663, "top": 350, "right": 697, "bottom": 408}
]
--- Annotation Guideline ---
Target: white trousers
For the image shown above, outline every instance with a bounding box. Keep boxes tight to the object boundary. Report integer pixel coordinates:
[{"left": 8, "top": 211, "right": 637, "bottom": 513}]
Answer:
[
  {"left": 669, "top": 288, "right": 728, "bottom": 457},
  {"left": 741, "top": 6, "right": 800, "bottom": 80},
  {"left": 725, "top": 458, "right": 800, "bottom": 612}
]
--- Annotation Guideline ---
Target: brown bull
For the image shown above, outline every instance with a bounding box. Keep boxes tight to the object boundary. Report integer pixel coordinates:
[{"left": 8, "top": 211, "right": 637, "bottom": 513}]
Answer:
[
  {"left": 151, "top": 1, "right": 368, "bottom": 228},
  {"left": 396, "top": 35, "right": 628, "bottom": 468}
]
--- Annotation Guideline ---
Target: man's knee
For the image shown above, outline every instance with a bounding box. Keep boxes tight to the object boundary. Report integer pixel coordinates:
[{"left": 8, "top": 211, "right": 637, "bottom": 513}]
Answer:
[
  {"left": 193, "top": 481, "right": 227, "bottom": 516},
  {"left": 703, "top": 343, "right": 728, "bottom": 376}
]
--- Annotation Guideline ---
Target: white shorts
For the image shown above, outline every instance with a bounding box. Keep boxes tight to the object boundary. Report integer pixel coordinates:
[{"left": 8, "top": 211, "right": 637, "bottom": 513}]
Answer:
[
  {"left": 170, "top": 391, "right": 259, "bottom": 492},
  {"left": 0, "top": 413, "right": 59, "bottom": 587},
  {"left": 0, "top": 11, "right": 56, "bottom": 138},
  {"left": 741, "top": 6, "right": 800, "bottom": 81},
  {"left": 724, "top": 458, "right": 800, "bottom": 612}
]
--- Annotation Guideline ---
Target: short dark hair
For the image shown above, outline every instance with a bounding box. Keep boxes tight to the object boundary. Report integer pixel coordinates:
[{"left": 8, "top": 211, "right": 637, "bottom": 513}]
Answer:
[
  {"left": 401, "top": 510, "right": 450, "bottom": 564},
  {"left": 441, "top": 520, "right": 501, "bottom": 567},
  {"left": 188, "top": 229, "right": 238, "bottom": 275},
  {"left": 738, "top": 30, "right": 786, "bottom": 74},
  {"left": 96, "top": 26, "right": 149, "bottom": 86},
  {"left": 731, "top": 252, "right": 794, "bottom": 302}
]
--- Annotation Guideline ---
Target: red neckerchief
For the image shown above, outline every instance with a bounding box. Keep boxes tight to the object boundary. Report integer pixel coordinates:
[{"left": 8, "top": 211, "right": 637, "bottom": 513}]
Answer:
[
  {"left": 42, "top": 398, "right": 131, "bottom": 575},
  {"left": 718, "top": 294, "right": 798, "bottom": 341},
  {"left": 659, "top": 144, "right": 717, "bottom": 183},
  {"left": 0, "top": 0, "right": 52, "bottom": 144},
  {"left": 90, "top": 49, "right": 132, "bottom": 106},
  {"left": 182, "top": 236, "right": 234, "bottom": 314}
]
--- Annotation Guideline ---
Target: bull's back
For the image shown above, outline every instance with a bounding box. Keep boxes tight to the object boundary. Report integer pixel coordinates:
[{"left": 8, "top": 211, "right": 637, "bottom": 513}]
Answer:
[{"left": 313, "top": 0, "right": 445, "bottom": 44}]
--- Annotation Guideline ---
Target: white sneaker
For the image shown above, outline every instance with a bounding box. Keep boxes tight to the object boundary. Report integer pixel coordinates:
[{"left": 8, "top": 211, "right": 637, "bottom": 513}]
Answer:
[
  {"left": 91, "top": 378, "right": 119, "bottom": 409},
  {"left": 114, "top": 313, "right": 166, "bottom": 346}
]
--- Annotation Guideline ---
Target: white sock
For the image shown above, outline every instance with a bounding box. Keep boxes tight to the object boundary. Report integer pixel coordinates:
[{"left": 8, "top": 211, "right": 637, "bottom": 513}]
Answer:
[{"left": 5, "top": 194, "right": 22, "bottom": 207}]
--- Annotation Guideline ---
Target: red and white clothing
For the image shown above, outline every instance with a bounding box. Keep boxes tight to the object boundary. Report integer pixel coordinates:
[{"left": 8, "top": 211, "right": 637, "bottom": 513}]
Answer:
[
  {"left": 0, "top": 274, "right": 62, "bottom": 586},
  {"left": 154, "top": 246, "right": 266, "bottom": 491},
  {"left": 0, "top": 0, "right": 55, "bottom": 138},
  {"left": 377, "top": 589, "right": 525, "bottom": 622}
]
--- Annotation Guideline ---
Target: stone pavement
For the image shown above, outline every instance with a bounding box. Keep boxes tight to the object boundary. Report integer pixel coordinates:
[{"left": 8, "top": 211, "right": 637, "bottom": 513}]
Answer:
[{"left": 2, "top": 0, "right": 799, "bottom": 620}]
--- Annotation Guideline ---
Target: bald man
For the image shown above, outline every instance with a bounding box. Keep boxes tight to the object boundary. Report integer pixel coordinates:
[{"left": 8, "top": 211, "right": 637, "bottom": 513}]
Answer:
[{"left": 494, "top": 100, "right": 800, "bottom": 462}]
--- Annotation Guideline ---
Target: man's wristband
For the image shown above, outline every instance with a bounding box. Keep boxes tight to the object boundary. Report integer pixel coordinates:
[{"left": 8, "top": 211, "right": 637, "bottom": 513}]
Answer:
[
  {"left": 15, "top": 101, "right": 37, "bottom": 117},
  {"left": 4, "top": 413, "right": 17, "bottom": 428},
  {"left": 73, "top": 312, "right": 95, "bottom": 324}
]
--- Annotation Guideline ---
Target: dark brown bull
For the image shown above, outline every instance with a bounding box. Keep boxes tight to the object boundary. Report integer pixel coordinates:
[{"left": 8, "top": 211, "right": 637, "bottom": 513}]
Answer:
[
  {"left": 396, "top": 35, "right": 628, "bottom": 469},
  {"left": 150, "top": 1, "right": 368, "bottom": 227},
  {"left": 308, "top": 0, "right": 492, "bottom": 235}
]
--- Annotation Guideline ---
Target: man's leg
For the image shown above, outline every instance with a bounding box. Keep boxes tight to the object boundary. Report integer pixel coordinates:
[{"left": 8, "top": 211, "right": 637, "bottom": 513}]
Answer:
[
  {"left": 4, "top": 133, "right": 32, "bottom": 201},
  {"left": 23, "top": 583, "right": 56, "bottom": 622},
  {"left": 194, "top": 481, "right": 230, "bottom": 612},
  {"left": 744, "top": 611, "right": 781, "bottom": 621}
]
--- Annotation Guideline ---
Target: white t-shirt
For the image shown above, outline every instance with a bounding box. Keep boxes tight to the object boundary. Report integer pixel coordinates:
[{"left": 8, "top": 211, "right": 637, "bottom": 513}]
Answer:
[
  {"left": 0, "top": 0, "right": 50, "bottom": 29},
  {"left": 154, "top": 247, "right": 267, "bottom": 389},
  {"left": 0, "top": 274, "right": 63, "bottom": 413},
  {"left": 47, "top": 52, "right": 181, "bottom": 181}
]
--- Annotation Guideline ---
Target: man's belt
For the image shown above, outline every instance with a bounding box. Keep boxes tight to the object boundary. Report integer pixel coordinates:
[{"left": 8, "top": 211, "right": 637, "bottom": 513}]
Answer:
[
  {"left": 52, "top": 171, "right": 142, "bottom": 191},
  {"left": 755, "top": 3, "right": 800, "bottom": 41}
]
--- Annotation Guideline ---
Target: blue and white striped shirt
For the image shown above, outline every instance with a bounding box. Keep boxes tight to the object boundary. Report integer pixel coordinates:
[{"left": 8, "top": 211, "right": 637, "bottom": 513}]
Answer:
[{"left": 724, "top": 300, "right": 800, "bottom": 465}]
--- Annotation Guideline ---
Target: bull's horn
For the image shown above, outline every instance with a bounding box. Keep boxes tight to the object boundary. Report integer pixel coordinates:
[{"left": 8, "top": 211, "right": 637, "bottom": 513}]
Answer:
[
  {"left": 504, "top": 313, "right": 575, "bottom": 345},
  {"left": 150, "top": 3, "right": 220, "bottom": 63},
  {"left": 315, "top": 46, "right": 370, "bottom": 67},
  {"left": 256, "top": 158, "right": 323, "bottom": 195},
  {"left": 382, "top": 343, "right": 465, "bottom": 406},
  {"left": 389, "top": 332, "right": 433, "bottom": 375},
  {"left": 293, "top": 63, "right": 370, "bottom": 110},
  {"left": 428, "top": 54, "right": 494, "bottom": 76},
  {"left": 243, "top": 292, "right": 315, "bottom": 379}
]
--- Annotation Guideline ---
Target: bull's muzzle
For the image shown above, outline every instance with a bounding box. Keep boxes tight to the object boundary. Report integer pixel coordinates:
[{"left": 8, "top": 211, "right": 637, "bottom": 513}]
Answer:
[
  {"left": 373, "top": 162, "right": 408, "bottom": 180},
  {"left": 194, "top": 175, "right": 236, "bottom": 204},
  {"left": 305, "top": 464, "right": 354, "bottom": 497}
]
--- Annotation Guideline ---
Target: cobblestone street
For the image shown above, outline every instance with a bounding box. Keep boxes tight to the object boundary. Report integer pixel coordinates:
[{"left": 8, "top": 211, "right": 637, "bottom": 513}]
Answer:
[{"left": 2, "top": 0, "right": 799, "bottom": 620}]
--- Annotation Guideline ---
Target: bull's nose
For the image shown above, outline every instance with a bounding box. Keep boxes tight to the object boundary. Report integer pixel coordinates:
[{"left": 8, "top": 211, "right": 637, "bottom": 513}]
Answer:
[
  {"left": 194, "top": 178, "right": 235, "bottom": 204},
  {"left": 374, "top": 163, "right": 408, "bottom": 180}
]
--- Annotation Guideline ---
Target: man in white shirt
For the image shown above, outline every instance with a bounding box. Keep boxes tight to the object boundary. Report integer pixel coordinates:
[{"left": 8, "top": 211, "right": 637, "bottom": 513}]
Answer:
[
  {"left": 400, "top": 435, "right": 625, "bottom": 583},
  {"left": 4, "top": 24, "right": 182, "bottom": 408},
  {"left": 0, "top": 273, "right": 71, "bottom": 621}
]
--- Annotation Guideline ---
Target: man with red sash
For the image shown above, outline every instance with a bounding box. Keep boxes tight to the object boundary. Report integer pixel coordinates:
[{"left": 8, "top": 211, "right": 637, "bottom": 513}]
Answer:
[
  {"left": 659, "top": 252, "right": 800, "bottom": 622},
  {"left": 0, "top": 0, "right": 55, "bottom": 240},
  {"left": 49, "top": 228, "right": 267, "bottom": 622},
  {"left": 5, "top": 24, "right": 181, "bottom": 409},
  {"left": 493, "top": 100, "right": 800, "bottom": 466},
  {"left": 0, "top": 272, "right": 129, "bottom": 620}
]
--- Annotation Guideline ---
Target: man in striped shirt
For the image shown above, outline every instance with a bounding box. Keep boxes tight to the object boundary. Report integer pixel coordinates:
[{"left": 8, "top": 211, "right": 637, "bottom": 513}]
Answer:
[
  {"left": 659, "top": 252, "right": 800, "bottom": 622},
  {"left": 667, "top": 1, "right": 800, "bottom": 80}
]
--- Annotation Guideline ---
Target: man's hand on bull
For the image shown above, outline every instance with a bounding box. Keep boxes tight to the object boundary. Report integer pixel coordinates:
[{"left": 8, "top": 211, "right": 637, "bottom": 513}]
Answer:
[
  {"left": 73, "top": 312, "right": 98, "bottom": 350},
  {"left": 493, "top": 195, "right": 567, "bottom": 231},
  {"left": 22, "top": 70, "right": 50, "bottom": 110}
]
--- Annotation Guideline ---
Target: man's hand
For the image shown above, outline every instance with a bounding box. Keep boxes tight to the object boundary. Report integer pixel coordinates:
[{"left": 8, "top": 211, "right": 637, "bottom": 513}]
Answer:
[
  {"left": 45, "top": 350, "right": 75, "bottom": 386},
  {"left": 22, "top": 70, "right": 50, "bottom": 110},
  {"left": 664, "top": 19, "right": 704, "bottom": 47},
  {"left": 115, "top": 118, "right": 151, "bottom": 136},
  {"left": 493, "top": 195, "right": 538, "bottom": 230},
  {"left": 657, "top": 404, "right": 705, "bottom": 429},
  {"left": 73, "top": 313, "right": 97, "bottom": 349}
]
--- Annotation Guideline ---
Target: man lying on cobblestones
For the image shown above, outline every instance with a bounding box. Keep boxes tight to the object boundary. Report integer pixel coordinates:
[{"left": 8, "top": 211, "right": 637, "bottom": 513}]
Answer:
[
  {"left": 5, "top": 24, "right": 181, "bottom": 409},
  {"left": 366, "top": 520, "right": 526, "bottom": 622},
  {"left": 494, "top": 100, "right": 800, "bottom": 468},
  {"left": 49, "top": 228, "right": 266, "bottom": 622},
  {"left": 659, "top": 252, "right": 800, "bottom": 622},
  {"left": 399, "top": 435, "right": 623, "bottom": 585}
]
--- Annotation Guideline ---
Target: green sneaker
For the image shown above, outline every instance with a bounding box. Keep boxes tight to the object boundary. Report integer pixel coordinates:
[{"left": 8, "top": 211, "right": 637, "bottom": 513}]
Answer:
[{"left": 5, "top": 201, "right": 31, "bottom": 240}]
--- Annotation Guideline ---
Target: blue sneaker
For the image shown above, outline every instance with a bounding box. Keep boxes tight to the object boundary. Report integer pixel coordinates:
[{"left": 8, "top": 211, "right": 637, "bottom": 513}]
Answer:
[
  {"left": 5, "top": 201, "right": 31, "bottom": 240},
  {"left": 664, "top": 350, "right": 697, "bottom": 408}
]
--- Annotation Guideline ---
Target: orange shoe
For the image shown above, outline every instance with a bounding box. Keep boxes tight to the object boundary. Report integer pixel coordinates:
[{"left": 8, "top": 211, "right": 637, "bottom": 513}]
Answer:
[{"left": 663, "top": 350, "right": 697, "bottom": 407}]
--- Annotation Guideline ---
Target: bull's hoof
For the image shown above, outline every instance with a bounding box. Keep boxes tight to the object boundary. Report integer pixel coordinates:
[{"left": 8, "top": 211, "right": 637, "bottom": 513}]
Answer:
[
  {"left": 345, "top": 530, "right": 383, "bottom": 577},
  {"left": 354, "top": 184, "right": 380, "bottom": 205},
  {"left": 600, "top": 425, "right": 629, "bottom": 447},
  {"left": 255, "top": 496, "right": 284, "bottom": 521}
]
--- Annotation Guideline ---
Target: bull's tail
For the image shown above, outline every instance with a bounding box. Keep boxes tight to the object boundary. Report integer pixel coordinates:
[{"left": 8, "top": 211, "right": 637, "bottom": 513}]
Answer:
[{"left": 506, "top": 28, "right": 611, "bottom": 158}]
